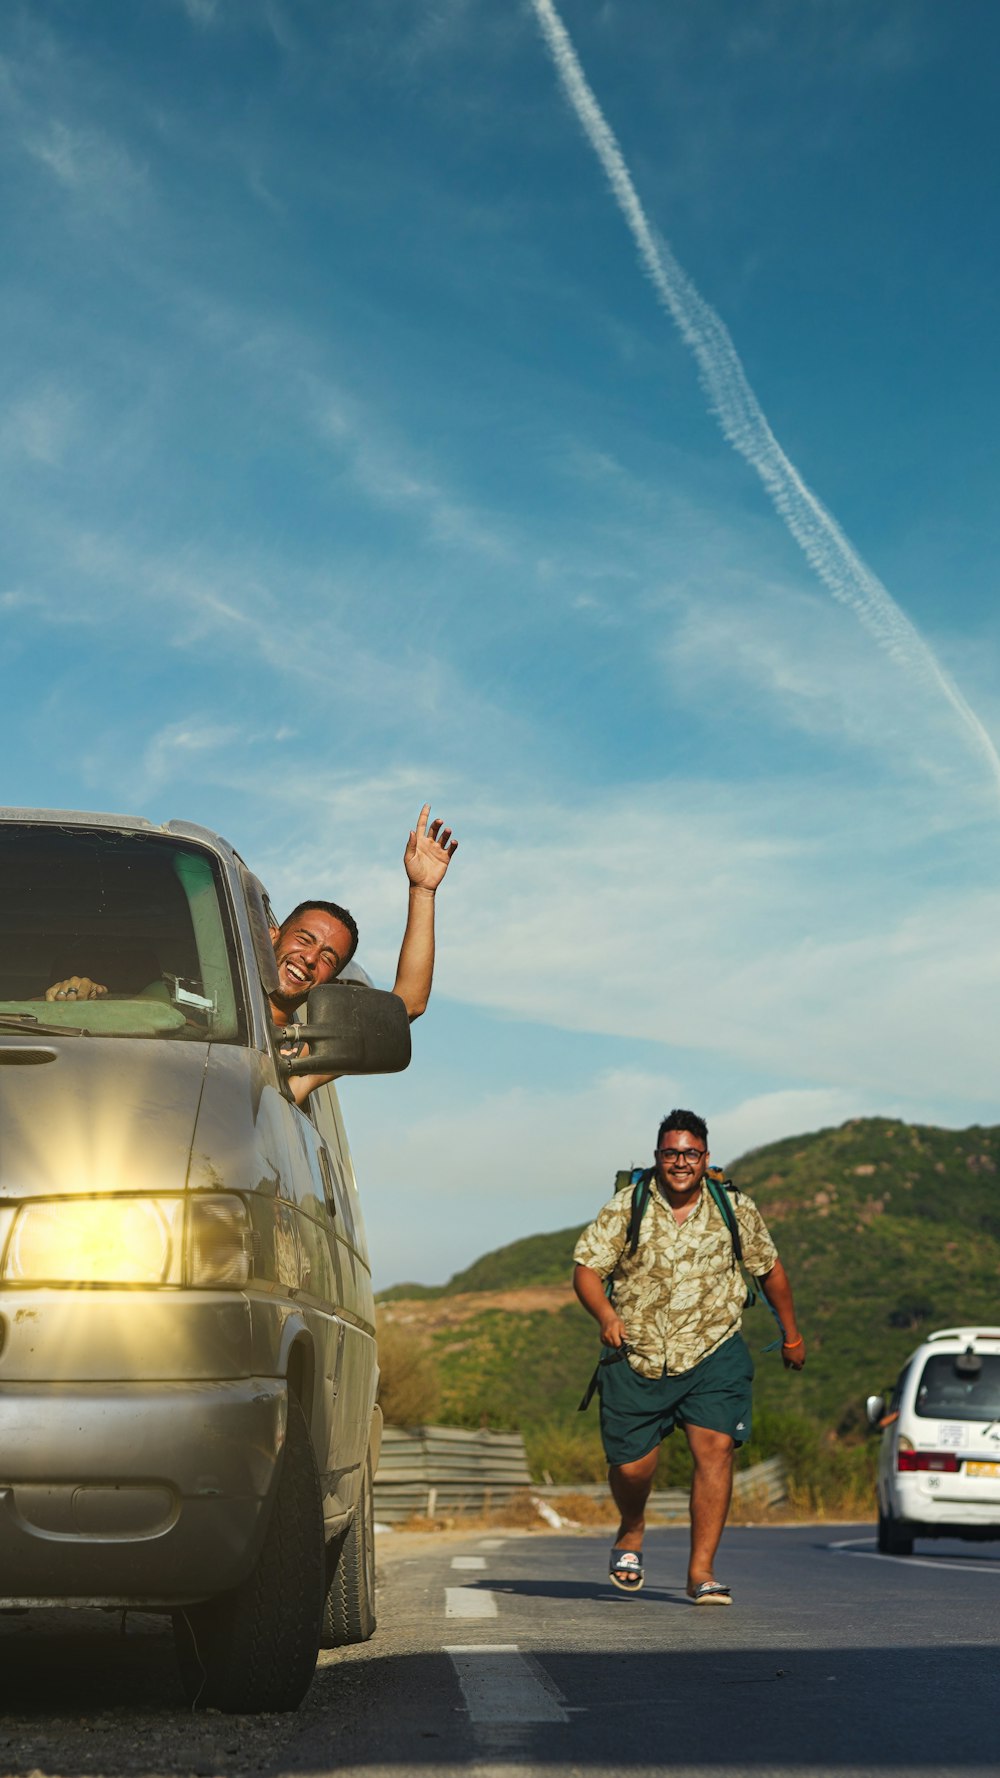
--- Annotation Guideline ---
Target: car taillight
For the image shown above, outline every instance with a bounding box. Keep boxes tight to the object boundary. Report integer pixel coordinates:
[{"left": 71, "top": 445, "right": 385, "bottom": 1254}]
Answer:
[{"left": 897, "top": 1450, "right": 960, "bottom": 1473}]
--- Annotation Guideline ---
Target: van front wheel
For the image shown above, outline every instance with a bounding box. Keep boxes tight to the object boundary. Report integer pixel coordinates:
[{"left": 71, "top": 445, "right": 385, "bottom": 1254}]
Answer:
[
  {"left": 173, "top": 1396, "right": 325, "bottom": 1712},
  {"left": 321, "top": 1454, "right": 376, "bottom": 1646}
]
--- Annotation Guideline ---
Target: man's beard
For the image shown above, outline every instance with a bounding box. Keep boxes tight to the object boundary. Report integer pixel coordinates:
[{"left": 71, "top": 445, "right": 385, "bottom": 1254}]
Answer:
[{"left": 270, "top": 976, "right": 307, "bottom": 1016}]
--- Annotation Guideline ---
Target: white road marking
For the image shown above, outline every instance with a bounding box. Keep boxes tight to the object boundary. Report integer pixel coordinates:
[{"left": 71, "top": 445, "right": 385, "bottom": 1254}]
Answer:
[
  {"left": 446, "top": 1645, "right": 568, "bottom": 1723},
  {"left": 445, "top": 1586, "right": 498, "bottom": 1618},
  {"left": 478, "top": 1537, "right": 505, "bottom": 1549},
  {"left": 451, "top": 1555, "right": 487, "bottom": 1570},
  {"left": 828, "top": 1536, "right": 1000, "bottom": 1576}
]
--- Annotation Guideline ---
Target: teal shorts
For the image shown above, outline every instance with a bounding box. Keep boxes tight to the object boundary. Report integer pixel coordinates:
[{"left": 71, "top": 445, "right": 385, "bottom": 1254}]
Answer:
[{"left": 598, "top": 1333, "right": 754, "bottom": 1467}]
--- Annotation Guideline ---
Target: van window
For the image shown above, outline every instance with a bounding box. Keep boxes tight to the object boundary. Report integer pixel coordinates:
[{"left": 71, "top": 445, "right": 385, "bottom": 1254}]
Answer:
[
  {"left": 0, "top": 825, "right": 242, "bottom": 1041},
  {"left": 915, "top": 1354, "right": 1000, "bottom": 1422}
]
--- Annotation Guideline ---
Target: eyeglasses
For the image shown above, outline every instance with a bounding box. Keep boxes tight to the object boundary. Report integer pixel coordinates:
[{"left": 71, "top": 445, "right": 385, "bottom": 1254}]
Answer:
[{"left": 656, "top": 1147, "right": 705, "bottom": 1165}]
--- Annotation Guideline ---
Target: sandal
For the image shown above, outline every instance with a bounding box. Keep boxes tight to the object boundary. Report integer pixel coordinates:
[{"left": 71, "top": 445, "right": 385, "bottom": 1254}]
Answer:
[
  {"left": 689, "top": 1580, "right": 732, "bottom": 1606},
  {"left": 609, "top": 1548, "right": 644, "bottom": 1592}
]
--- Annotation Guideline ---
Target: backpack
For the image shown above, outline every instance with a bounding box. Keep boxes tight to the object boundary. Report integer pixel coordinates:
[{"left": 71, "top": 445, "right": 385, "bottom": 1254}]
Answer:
[{"left": 577, "top": 1165, "right": 781, "bottom": 1411}]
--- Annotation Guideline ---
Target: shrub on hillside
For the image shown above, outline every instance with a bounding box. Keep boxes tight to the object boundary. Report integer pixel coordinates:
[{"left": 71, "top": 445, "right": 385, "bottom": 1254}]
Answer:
[
  {"left": 376, "top": 1317, "right": 441, "bottom": 1426},
  {"left": 746, "top": 1405, "right": 877, "bottom": 1513},
  {"left": 524, "top": 1421, "right": 606, "bottom": 1486}
]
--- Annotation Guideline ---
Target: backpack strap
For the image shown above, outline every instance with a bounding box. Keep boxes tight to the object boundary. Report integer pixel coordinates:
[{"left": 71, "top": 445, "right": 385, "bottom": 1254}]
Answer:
[
  {"left": 579, "top": 1171, "right": 649, "bottom": 1412},
  {"left": 704, "top": 1171, "right": 745, "bottom": 1273},
  {"left": 706, "top": 1171, "right": 784, "bottom": 1348},
  {"left": 625, "top": 1167, "right": 653, "bottom": 1258},
  {"left": 577, "top": 1342, "right": 632, "bottom": 1411}
]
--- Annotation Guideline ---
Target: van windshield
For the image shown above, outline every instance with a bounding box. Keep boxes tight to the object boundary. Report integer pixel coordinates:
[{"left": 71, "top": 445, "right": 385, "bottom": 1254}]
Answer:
[
  {"left": 915, "top": 1353, "right": 1000, "bottom": 1422},
  {"left": 0, "top": 826, "right": 242, "bottom": 1041}
]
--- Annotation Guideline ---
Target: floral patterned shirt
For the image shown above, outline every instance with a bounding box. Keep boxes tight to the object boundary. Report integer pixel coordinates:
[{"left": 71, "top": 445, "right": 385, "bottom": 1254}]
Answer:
[{"left": 573, "top": 1177, "right": 778, "bottom": 1378}]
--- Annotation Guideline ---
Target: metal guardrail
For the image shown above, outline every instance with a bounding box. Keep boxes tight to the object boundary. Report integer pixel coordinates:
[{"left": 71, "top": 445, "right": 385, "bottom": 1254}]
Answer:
[
  {"left": 533, "top": 1454, "right": 788, "bottom": 1520},
  {"left": 374, "top": 1427, "right": 786, "bottom": 1524},
  {"left": 374, "top": 1424, "right": 532, "bottom": 1522}
]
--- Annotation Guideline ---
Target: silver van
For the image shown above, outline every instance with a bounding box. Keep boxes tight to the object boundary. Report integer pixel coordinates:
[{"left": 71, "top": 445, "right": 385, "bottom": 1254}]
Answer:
[
  {"left": 867, "top": 1325, "right": 1000, "bottom": 1555},
  {"left": 0, "top": 808, "right": 410, "bottom": 1711}
]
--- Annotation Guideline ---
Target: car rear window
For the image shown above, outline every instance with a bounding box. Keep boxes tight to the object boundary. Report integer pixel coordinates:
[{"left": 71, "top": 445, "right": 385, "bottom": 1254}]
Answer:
[{"left": 915, "top": 1353, "right": 1000, "bottom": 1421}]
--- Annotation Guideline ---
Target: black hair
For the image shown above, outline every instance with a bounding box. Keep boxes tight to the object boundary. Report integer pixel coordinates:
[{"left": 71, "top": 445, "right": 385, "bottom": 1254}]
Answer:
[
  {"left": 657, "top": 1108, "right": 708, "bottom": 1148},
  {"left": 279, "top": 900, "right": 359, "bottom": 966}
]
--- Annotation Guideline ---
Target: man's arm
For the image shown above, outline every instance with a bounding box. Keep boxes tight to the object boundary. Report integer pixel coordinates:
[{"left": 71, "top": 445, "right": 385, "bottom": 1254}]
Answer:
[
  {"left": 759, "top": 1258, "right": 806, "bottom": 1370},
  {"left": 285, "top": 806, "right": 457, "bottom": 1104},
  {"left": 573, "top": 1263, "right": 628, "bottom": 1349},
  {"left": 391, "top": 805, "right": 457, "bottom": 1021}
]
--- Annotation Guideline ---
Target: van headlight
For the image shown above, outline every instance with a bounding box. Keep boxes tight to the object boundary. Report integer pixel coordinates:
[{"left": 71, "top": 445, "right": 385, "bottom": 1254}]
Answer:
[{"left": 3, "top": 1195, "right": 253, "bottom": 1288}]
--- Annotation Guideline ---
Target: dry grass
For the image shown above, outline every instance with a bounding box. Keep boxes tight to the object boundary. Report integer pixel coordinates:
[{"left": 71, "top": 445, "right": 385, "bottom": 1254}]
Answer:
[
  {"left": 387, "top": 1480, "right": 875, "bottom": 1535},
  {"left": 545, "top": 1491, "right": 617, "bottom": 1526},
  {"left": 390, "top": 1489, "right": 611, "bottom": 1534},
  {"left": 783, "top": 1475, "right": 876, "bottom": 1521}
]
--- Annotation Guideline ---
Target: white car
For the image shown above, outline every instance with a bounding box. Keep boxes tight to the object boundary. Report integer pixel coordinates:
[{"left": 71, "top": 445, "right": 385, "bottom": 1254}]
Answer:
[{"left": 867, "top": 1326, "right": 1000, "bottom": 1555}]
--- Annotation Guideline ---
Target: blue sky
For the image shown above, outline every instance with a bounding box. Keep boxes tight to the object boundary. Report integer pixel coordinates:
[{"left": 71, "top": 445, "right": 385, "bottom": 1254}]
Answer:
[{"left": 3, "top": 0, "right": 999, "bottom": 1286}]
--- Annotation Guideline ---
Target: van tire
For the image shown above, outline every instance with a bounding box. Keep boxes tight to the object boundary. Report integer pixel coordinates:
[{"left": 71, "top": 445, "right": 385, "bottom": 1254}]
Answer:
[
  {"left": 877, "top": 1508, "right": 914, "bottom": 1556},
  {"left": 173, "top": 1396, "right": 324, "bottom": 1712},
  {"left": 321, "top": 1454, "right": 376, "bottom": 1646}
]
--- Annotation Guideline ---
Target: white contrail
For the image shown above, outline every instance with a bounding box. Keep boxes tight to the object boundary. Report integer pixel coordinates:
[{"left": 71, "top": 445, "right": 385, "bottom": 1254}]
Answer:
[{"left": 529, "top": 0, "right": 1000, "bottom": 800}]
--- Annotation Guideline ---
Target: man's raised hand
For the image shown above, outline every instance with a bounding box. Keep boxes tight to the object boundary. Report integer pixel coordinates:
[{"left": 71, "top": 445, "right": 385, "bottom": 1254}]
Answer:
[{"left": 404, "top": 804, "right": 458, "bottom": 892}]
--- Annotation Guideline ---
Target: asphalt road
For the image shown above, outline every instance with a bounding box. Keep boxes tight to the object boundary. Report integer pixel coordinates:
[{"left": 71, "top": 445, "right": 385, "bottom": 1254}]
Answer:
[{"left": 0, "top": 1524, "right": 998, "bottom": 1777}]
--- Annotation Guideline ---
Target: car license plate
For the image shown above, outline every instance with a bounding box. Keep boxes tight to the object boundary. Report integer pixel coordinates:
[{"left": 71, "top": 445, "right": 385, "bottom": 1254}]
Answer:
[{"left": 966, "top": 1461, "right": 1000, "bottom": 1478}]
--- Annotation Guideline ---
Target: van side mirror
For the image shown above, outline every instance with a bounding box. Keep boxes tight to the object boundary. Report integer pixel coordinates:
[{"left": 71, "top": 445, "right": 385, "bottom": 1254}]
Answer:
[
  {"left": 280, "top": 982, "right": 411, "bottom": 1077},
  {"left": 865, "top": 1393, "right": 886, "bottom": 1429}
]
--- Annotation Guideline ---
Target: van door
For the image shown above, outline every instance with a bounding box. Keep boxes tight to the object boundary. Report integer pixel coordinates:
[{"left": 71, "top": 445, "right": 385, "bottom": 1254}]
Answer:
[{"left": 306, "top": 1083, "right": 377, "bottom": 1515}]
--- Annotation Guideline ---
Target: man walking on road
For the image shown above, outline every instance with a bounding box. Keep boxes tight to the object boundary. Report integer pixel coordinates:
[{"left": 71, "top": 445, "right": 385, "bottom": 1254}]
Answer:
[{"left": 573, "top": 1109, "right": 804, "bottom": 1604}]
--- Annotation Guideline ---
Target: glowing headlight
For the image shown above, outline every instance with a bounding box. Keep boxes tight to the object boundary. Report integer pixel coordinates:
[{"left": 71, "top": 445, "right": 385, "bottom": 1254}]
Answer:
[
  {"left": 5, "top": 1197, "right": 185, "bottom": 1286},
  {"left": 2, "top": 1194, "right": 254, "bottom": 1288}
]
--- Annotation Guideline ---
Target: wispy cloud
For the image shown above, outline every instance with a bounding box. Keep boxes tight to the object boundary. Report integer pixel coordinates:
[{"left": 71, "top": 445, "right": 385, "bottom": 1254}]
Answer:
[
  {"left": 229, "top": 758, "right": 1000, "bottom": 1120},
  {"left": 136, "top": 720, "right": 245, "bottom": 794},
  {"left": 178, "top": 0, "right": 223, "bottom": 25},
  {"left": 0, "top": 589, "right": 46, "bottom": 612},
  {"left": 529, "top": 0, "right": 1000, "bottom": 802},
  {"left": 22, "top": 118, "right": 146, "bottom": 213},
  {"left": 663, "top": 576, "right": 990, "bottom": 790},
  {"left": 412, "top": 781, "right": 999, "bottom": 1107},
  {"left": 0, "top": 382, "right": 78, "bottom": 467},
  {"left": 307, "top": 380, "right": 511, "bottom": 561}
]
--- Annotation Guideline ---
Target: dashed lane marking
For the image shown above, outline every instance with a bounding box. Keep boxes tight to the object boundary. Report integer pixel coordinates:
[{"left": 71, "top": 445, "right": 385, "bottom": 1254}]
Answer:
[
  {"left": 478, "top": 1538, "right": 505, "bottom": 1549},
  {"left": 445, "top": 1586, "right": 498, "bottom": 1618},
  {"left": 451, "top": 1556, "right": 487, "bottom": 1570},
  {"left": 445, "top": 1645, "right": 568, "bottom": 1723}
]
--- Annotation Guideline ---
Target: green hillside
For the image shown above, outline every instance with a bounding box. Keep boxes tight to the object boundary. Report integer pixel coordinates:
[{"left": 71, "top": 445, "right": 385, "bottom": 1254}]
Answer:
[
  {"left": 378, "top": 1228, "right": 574, "bottom": 1301},
  {"left": 378, "top": 1118, "right": 1000, "bottom": 1490}
]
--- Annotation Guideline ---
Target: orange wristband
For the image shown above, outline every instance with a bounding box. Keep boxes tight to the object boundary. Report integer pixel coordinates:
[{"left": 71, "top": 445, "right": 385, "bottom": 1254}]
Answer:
[{"left": 782, "top": 1335, "right": 804, "bottom": 1348}]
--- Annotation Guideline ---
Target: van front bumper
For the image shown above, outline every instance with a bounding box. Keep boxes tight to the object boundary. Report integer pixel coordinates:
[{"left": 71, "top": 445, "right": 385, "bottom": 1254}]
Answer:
[{"left": 0, "top": 1379, "right": 286, "bottom": 1606}]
